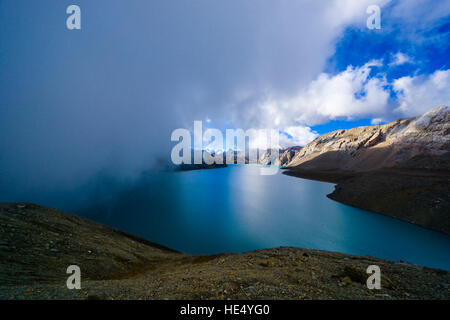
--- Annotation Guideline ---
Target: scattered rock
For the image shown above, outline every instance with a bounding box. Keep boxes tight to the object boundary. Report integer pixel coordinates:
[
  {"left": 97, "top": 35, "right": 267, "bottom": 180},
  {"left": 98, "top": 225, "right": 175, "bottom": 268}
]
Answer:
[{"left": 1, "top": 204, "right": 449, "bottom": 300}]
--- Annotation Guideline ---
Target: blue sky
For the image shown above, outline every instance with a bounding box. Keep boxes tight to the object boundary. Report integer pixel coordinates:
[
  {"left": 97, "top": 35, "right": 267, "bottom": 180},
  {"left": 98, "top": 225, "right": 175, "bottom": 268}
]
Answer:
[
  {"left": 304, "top": 0, "right": 450, "bottom": 140},
  {"left": 0, "top": 0, "right": 449, "bottom": 199}
]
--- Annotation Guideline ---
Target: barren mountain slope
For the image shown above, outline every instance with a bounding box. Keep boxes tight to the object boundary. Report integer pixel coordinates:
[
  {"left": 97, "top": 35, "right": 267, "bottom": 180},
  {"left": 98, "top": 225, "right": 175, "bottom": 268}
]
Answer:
[
  {"left": 286, "top": 106, "right": 450, "bottom": 171},
  {"left": 284, "top": 106, "right": 450, "bottom": 234},
  {"left": 258, "top": 147, "right": 303, "bottom": 166},
  {"left": 1, "top": 203, "right": 448, "bottom": 300}
]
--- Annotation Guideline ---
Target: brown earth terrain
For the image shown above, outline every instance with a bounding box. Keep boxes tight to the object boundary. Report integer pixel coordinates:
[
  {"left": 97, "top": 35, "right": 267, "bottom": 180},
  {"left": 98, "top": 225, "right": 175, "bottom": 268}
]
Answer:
[
  {"left": 0, "top": 203, "right": 448, "bottom": 300},
  {"left": 285, "top": 106, "right": 449, "bottom": 170},
  {"left": 282, "top": 106, "right": 450, "bottom": 234},
  {"left": 284, "top": 153, "right": 450, "bottom": 235}
]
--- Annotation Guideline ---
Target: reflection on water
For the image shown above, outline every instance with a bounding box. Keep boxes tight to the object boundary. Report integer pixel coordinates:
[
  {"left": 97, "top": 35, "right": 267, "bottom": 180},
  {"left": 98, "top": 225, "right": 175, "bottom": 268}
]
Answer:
[{"left": 74, "top": 165, "right": 450, "bottom": 270}]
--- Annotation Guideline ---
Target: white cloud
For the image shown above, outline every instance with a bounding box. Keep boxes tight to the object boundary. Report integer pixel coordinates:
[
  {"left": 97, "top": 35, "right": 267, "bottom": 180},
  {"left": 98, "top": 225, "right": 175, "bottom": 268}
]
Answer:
[
  {"left": 187, "top": 0, "right": 393, "bottom": 131},
  {"left": 370, "top": 118, "right": 386, "bottom": 125},
  {"left": 237, "top": 60, "right": 395, "bottom": 147},
  {"left": 279, "top": 126, "right": 319, "bottom": 148},
  {"left": 391, "top": 0, "right": 450, "bottom": 25},
  {"left": 253, "top": 60, "right": 390, "bottom": 129},
  {"left": 248, "top": 61, "right": 449, "bottom": 137},
  {"left": 322, "top": 0, "right": 392, "bottom": 30},
  {"left": 193, "top": 0, "right": 447, "bottom": 148},
  {"left": 394, "top": 69, "right": 450, "bottom": 116},
  {"left": 389, "top": 52, "right": 413, "bottom": 66}
]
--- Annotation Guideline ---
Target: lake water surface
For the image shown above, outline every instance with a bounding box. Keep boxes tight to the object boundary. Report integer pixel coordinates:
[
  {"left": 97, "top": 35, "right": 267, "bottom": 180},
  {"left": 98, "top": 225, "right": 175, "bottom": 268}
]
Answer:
[{"left": 77, "top": 165, "right": 450, "bottom": 270}]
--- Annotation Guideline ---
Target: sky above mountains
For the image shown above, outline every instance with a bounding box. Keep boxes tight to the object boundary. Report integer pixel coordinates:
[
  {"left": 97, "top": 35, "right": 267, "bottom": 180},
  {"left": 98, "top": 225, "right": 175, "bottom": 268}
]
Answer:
[{"left": 0, "top": 0, "right": 449, "bottom": 199}]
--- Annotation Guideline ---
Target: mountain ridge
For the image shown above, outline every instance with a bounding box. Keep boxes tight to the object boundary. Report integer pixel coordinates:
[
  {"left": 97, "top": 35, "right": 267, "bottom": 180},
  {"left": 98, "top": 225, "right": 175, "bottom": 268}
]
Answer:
[
  {"left": 283, "top": 106, "right": 450, "bottom": 234},
  {"left": 284, "top": 106, "right": 449, "bottom": 170}
]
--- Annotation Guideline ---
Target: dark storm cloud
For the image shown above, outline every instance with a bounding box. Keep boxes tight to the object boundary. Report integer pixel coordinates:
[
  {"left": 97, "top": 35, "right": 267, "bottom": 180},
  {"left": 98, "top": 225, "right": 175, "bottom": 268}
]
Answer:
[{"left": 0, "top": 0, "right": 376, "bottom": 203}]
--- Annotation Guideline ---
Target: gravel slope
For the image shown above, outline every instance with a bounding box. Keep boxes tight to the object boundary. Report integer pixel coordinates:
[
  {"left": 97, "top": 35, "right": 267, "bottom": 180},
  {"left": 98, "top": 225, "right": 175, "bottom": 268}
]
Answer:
[{"left": 1, "top": 203, "right": 449, "bottom": 300}]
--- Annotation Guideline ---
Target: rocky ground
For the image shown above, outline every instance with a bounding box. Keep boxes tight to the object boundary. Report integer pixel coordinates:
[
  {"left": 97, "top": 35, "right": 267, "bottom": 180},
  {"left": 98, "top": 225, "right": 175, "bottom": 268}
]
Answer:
[
  {"left": 284, "top": 153, "right": 450, "bottom": 235},
  {"left": 285, "top": 106, "right": 450, "bottom": 171},
  {"left": 264, "top": 106, "right": 450, "bottom": 234},
  {"left": 1, "top": 203, "right": 448, "bottom": 300},
  {"left": 328, "top": 168, "right": 450, "bottom": 235}
]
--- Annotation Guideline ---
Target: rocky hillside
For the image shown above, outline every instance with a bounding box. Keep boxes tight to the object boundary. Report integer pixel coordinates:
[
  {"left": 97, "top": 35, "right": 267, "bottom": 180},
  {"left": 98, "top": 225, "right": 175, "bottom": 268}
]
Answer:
[
  {"left": 258, "top": 106, "right": 449, "bottom": 169},
  {"left": 285, "top": 106, "right": 449, "bottom": 171},
  {"left": 1, "top": 203, "right": 448, "bottom": 300},
  {"left": 326, "top": 154, "right": 450, "bottom": 234},
  {"left": 0, "top": 203, "right": 179, "bottom": 286},
  {"left": 258, "top": 147, "right": 303, "bottom": 166},
  {"left": 283, "top": 106, "right": 450, "bottom": 234}
]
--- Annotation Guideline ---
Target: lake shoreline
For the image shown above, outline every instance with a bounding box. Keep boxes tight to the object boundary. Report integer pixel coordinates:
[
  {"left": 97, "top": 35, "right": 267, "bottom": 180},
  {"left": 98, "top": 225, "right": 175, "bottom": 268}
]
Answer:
[
  {"left": 282, "top": 166, "right": 450, "bottom": 235},
  {"left": 1, "top": 202, "right": 449, "bottom": 300}
]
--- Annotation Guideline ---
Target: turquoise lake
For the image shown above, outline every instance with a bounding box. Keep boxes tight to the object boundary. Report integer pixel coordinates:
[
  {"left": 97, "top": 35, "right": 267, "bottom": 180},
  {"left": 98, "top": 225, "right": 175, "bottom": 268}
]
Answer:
[{"left": 77, "top": 165, "right": 450, "bottom": 270}]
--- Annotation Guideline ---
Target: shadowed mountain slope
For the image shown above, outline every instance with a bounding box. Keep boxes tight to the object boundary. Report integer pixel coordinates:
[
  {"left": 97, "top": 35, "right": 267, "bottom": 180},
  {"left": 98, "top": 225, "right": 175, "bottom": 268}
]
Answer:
[{"left": 284, "top": 106, "right": 450, "bottom": 234}]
